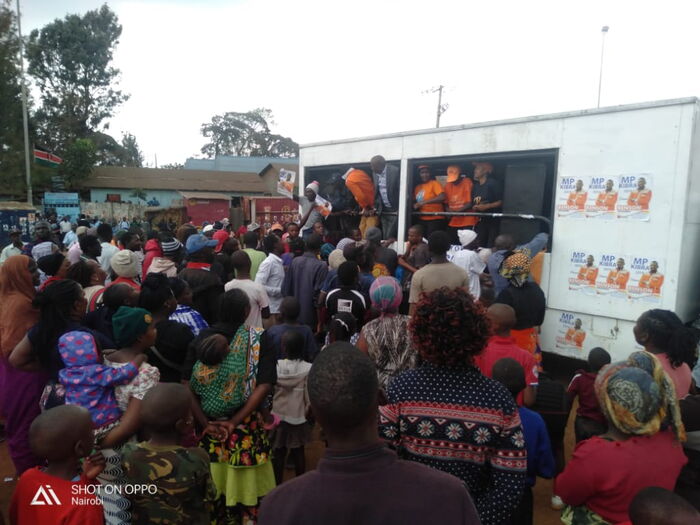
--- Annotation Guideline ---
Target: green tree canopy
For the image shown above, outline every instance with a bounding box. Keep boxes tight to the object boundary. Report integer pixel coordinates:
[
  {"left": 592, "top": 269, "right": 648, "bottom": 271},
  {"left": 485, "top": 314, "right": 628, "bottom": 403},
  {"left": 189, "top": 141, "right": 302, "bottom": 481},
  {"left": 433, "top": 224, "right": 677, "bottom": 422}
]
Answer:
[
  {"left": 200, "top": 108, "right": 298, "bottom": 158},
  {"left": 26, "top": 4, "right": 128, "bottom": 153},
  {"left": 58, "top": 138, "right": 97, "bottom": 189}
]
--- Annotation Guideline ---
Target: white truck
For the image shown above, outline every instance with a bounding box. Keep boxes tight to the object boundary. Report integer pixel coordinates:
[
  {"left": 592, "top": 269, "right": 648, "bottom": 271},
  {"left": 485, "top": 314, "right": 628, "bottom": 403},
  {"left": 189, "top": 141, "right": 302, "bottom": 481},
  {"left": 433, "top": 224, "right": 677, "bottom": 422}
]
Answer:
[{"left": 299, "top": 97, "right": 700, "bottom": 362}]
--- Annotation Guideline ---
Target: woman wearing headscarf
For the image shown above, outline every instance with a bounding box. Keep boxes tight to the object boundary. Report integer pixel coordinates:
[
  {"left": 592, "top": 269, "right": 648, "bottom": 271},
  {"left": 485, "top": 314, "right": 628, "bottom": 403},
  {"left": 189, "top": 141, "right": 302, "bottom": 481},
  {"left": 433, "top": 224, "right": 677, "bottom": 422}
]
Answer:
[
  {"left": 556, "top": 351, "right": 687, "bottom": 524},
  {"left": 0, "top": 256, "right": 42, "bottom": 474},
  {"left": 495, "top": 250, "right": 546, "bottom": 369},
  {"left": 37, "top": 252, "right": 70, "bottom": 291},
  {"left": 357, "top": 277, "right": 417, "bottom": 391}
]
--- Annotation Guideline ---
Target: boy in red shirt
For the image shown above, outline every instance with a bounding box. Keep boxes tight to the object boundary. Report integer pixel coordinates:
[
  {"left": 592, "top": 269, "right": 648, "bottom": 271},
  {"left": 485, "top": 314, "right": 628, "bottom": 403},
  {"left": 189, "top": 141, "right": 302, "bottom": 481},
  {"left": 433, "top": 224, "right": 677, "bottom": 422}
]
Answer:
[
  {"left": 11, "top": 405, "right": 105, "bottom": 525},
  {"left": 474, "top": 303, "right": 538, "bottom": 406},
  {"left": 567, "top": 347, "right": 611, "bottom": 442}
]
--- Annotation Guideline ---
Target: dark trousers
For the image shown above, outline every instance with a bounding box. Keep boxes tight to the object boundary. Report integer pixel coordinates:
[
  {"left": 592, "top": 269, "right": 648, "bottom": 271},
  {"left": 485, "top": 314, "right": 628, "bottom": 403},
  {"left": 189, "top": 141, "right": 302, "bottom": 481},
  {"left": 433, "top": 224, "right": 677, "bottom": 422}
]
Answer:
[
  {"left": 419, "top": 218, "right": 445, "bottom": 239},
  {"left": 380, "top": 211, "right": 398, "bottom": 239},
  {"left": 574, "top": 415, "right": 607, "bottom": 443},
  {"left": 506, "top": 486, "right": 533, "bottom": 525},
  {"left": 475, "top": 217, "right": 500, "bottom": 248}
]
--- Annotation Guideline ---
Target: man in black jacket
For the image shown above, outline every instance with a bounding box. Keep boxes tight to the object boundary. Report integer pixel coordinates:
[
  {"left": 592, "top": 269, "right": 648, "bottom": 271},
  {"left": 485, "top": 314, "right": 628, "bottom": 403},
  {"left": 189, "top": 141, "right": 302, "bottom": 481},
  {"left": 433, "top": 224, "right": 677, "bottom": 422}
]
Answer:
[{"left": 370, "top": 155, "right": 400, "bottom": 241}]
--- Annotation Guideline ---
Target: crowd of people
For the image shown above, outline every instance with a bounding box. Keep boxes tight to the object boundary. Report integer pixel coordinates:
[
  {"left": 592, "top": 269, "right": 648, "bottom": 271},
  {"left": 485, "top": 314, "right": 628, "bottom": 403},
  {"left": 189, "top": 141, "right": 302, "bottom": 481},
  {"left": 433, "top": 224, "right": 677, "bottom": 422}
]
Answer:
[{"left": 0, "top": 168, "right": 698, "bottom": 525}]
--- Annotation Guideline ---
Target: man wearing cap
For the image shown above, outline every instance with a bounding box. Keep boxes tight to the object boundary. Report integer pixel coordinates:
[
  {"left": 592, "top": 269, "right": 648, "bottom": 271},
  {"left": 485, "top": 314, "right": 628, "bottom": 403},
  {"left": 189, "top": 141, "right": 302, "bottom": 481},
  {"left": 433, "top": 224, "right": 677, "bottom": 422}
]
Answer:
[
  {"left": 344, "top": 168, "right": 378, "bottom": 237},
  {"left": 472, "top": 161, "right": 503, "bottom": 248},
  {"left": 109, "top": 250, "right": 142, "bottom": 291},
  {"left": 451, "top": 230, "right": 486, "bottom": 299},
  {"left": 296, "top": 182, "right": 325, "bottom": 240},
  {"left": 370, "top": 155, "right": 400, "bottom": 240},
  {"left": 413, "top": 164, "right": 445, "bottom": 238},
  {"left": 178, "top": 233, "right": 224, "bottom": 324},
  {"left": 0, "top": 228, "right": 24, "bottom": 265},
  {"left": 444, "top": 165, "right": 477, "bottom": 245}
]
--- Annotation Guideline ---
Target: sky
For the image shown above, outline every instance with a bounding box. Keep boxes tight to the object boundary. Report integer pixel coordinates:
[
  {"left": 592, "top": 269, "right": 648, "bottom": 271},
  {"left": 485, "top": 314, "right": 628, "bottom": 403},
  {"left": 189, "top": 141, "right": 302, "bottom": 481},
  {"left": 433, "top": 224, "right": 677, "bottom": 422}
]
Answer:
[{"left": 19, "top": 0, "right": 700, "bottom": 166}]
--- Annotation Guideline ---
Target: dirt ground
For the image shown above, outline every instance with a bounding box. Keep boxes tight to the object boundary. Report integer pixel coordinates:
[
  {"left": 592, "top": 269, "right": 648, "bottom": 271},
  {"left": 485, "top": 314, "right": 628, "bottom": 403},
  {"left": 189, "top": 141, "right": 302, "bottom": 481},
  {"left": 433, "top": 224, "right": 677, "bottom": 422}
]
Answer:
[{"left": 0, "top": 404, "right": 577, "bottom": 524}]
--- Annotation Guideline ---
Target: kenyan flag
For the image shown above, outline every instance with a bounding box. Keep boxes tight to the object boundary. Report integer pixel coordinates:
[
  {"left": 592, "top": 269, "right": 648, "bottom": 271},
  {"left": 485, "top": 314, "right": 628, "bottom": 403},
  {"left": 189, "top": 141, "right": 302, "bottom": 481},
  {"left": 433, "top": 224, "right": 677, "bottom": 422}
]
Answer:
[{"left": 33, "top": 146, "right": 62, "bottom": 168}]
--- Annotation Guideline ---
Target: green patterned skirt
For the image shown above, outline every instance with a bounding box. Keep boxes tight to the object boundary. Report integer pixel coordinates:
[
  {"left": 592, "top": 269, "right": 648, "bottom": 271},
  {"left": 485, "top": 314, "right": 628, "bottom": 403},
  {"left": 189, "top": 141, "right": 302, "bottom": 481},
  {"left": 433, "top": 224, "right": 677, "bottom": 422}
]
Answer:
[
  {"left": 200, "top": 411, "right": 276, "bottom": 514},
  {"left": 561, "top": 505, "right": 611, "bottom": 525}
]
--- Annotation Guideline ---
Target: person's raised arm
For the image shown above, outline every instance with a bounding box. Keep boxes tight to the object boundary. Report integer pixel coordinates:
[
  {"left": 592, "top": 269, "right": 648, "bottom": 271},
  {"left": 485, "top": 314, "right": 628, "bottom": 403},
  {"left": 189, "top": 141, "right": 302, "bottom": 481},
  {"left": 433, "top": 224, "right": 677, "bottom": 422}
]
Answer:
[{"left": 98, "top": 397, "right": 142, "bottom": 449}]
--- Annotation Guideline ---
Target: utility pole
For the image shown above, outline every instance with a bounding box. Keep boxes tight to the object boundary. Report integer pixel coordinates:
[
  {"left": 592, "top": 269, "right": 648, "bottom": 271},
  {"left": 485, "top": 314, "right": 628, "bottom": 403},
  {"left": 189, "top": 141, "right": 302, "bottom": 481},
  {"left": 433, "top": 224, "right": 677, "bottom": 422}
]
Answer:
[
  {"left": 16, "top": 0, "right": 32, "bottom": 204},
  {"left": 423, "top": 85, "right": 449, "bottom": 128},
  {"left": 597, "top": 25, "right": 609, "bottom": 109}
]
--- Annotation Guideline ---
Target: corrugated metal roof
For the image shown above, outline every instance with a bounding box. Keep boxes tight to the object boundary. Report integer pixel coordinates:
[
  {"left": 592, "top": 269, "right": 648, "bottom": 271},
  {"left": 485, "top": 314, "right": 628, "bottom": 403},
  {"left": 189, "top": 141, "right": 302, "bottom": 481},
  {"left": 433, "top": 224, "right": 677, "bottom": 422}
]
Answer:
[
  {"left": 178, "top": 191, "right": 231, "bottom": 200},
  {"left": 86, "top": 166, "right": 268, "bottom": 194},
  {"left": 184, "top": 156, "right": 297, "bottom": 173}
]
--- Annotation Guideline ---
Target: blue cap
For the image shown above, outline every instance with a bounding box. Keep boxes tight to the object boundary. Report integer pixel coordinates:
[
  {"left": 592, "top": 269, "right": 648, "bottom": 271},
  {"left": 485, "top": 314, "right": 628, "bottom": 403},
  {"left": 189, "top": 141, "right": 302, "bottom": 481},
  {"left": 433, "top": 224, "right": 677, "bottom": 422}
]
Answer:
[{"left": 186, "top": 233, "right": 218, "bottom": 254}]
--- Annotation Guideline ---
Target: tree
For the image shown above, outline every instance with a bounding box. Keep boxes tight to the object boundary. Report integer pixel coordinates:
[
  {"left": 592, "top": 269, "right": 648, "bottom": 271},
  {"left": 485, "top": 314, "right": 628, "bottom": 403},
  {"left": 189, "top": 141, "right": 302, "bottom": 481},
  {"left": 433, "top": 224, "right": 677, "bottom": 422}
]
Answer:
[
  {"left": 26, "top": 4, "right": 128, "bottom": 153},
  {"left": 0, "top": 1, "right": 28, "bottom": 195},
  {"left": 200, "top": 108, "right": 298, "bottom": 158},
  {"left": 161, "top": 162, "right": 184, "bottom": 169},
  {"left": 120, "top": 132, "right": 143, "bottom": 167},
  {"left": 58, "top": 138, "right": 97, "bottom": 189}
]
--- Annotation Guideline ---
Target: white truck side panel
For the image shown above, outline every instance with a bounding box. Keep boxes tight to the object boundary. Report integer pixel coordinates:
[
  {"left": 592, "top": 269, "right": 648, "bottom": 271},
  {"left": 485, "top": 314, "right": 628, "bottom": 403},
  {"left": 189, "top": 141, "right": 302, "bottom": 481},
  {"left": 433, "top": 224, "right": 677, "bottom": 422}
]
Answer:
[{"left": 300, "top": 99, "right": 699, "bottom": 362}]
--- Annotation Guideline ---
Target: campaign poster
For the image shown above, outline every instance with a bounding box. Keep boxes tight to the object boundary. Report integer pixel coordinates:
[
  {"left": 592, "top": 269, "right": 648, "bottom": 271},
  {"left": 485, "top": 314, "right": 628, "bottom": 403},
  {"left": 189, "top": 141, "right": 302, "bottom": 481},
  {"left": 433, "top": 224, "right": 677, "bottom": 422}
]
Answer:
[
  {"left": 585, "top": 177, "right": 618, "bottom": 220},
  {"left": 627, "top": 256, "right": 664, "bottom": 303},
  {"left": 556, "top": 176, "right": 591, "bottom": 218},
  {"left": 595, "top": 252, "right": 630, "bottom": 298},
  {"left": 314, "top": 194, "right": 333, "bottom": 218},
  {"left": 568, "top": 250, "right": 599, "bottom": 295},
  {"left": 616, "top": 174, "right": 653, "bottom": 221},
  {"left": 276, "top": 169, "right": 296, "bottom": 199},
  {"left": 555, "top": 311, "right": 590, "bottom": 352}
]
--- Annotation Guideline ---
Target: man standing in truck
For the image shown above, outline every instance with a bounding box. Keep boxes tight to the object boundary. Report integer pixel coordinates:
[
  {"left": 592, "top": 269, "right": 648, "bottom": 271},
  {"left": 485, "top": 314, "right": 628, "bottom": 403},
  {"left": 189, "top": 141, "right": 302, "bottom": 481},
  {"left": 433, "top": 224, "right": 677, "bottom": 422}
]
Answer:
[
  {"left": 471, "top": 161, "right": 503, "bottom": 248},
  {"left": 370, "top": 155, "right": 400, "bottom": 241}
]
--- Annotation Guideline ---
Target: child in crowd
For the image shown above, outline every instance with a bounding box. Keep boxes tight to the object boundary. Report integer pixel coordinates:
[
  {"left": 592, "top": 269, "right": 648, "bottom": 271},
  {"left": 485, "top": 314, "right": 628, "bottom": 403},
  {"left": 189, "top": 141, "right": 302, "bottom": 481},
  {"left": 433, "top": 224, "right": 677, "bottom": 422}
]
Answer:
[
  {"left": 324, "top": 312, "right": 359, "bottom": 348},
  {"left": 492, "top": 358, "right": 555, "bottom": 525},
  {"left": 325, "top": 261, "right": 367, "bottom": 328},
  {"left": 267, "top": 297, "right": 318, "bottom": 362},
  {"left": 122, "top": 383, "right": 216, "bottom": 525},
  {"left": 10, "top": 405, "right": 106, "bottom": 524},
  {"left": 58, "top": 331, "right": 146, "bottom": 438},
  {"left": 627, "top": 486, "right": 700, "bottom": 525},
  {"left": 271, "top": 330, "right": 313, "bottom": 484},
  {"left": 567, "top": 347, "right": 611, "bottom": 442}
]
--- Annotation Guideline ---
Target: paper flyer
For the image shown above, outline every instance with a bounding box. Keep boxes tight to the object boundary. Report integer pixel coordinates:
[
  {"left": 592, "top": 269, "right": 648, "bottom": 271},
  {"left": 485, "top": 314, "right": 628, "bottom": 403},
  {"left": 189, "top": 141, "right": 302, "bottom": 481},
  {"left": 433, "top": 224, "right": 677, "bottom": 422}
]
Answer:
[
  {"left": 585, "top": 177, "right": 618, "bottom": 219},
  {"left": 595, "top": 252, "right": 629, "bottom": 298},
  {"left": 556, "top": 177, "right": 591, "bottom": 218},
  {"left": 616, "top": 174, "right": 652, "bottom": 221},
  {"left": 555, "top": 311, "right": 589, "bottom": 351},
  {"left": 627, "top": 256, "right": 664, "bottom": 303},
  {"left": 568, "top": 251, "right": 598, "bottom": 295},
  {"left": 314, "top": 195, "right": 333, "bottom": 218},
  {"left": 276, "top": 169, "right": 296, "bottom": 199}
]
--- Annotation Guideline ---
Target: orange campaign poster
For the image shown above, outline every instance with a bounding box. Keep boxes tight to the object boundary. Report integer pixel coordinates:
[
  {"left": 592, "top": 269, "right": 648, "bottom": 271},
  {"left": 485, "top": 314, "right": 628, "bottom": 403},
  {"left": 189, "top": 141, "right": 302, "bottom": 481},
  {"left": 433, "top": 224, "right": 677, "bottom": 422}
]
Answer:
[
  {"left": 555, "top": 312, "right": 590, "bottom": 351},
  {"left": 568, "top": 251, "right": 598, "bottom": 296},
  {"left": 616, "top": 174, "right": 652, "bottom": 221},
  {"left": 627, "top": 256, "right": 664, "bottom": 303},
  {"left": 585, "top": 177, "right": 618, "bottom": 219},
  {"left": 595, "top": 252, "right": 630, "bottom": 298},
  {"left": 556, "top": 176, "right": 591, "bottom": 218},
  {"left": 276, "top": 169, "right": 296, "bottom": 199}
]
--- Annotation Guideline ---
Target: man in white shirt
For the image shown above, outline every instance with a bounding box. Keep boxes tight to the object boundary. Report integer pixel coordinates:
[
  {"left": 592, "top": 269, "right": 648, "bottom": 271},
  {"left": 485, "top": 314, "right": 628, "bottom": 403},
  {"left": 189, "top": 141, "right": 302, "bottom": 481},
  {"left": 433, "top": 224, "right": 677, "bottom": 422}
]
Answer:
[
  {"left": 451, "top": 229, "right": 486, "bottom": 299},
  {"left": 97, "top": 223, "right": 119, "bottom": 274},
  {"left": 59, "top": 216, "right": 73, "bottom": 234},
  {"left": 255, "top": 234, "right": 285, "bottom": 325},
  {"left": 0, "top": 229, "right": 24, "bottom": 265},
  {"left": 225, "top": 250, "right": 270, "bottom": 328}
]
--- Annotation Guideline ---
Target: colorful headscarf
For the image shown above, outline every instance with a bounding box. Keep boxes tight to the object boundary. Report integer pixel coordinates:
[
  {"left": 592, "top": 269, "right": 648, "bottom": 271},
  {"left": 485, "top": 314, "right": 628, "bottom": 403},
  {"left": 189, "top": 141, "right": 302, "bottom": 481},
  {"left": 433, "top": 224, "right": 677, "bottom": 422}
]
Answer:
[
  {"left": 499, "top": 250, "right": 531, "bottom": 287},
  {"left": 595, "top": 351, "right": 685, "bottom": 441},
  {"left": 369, "top": 277, "right": 402, "bottom": 315}
]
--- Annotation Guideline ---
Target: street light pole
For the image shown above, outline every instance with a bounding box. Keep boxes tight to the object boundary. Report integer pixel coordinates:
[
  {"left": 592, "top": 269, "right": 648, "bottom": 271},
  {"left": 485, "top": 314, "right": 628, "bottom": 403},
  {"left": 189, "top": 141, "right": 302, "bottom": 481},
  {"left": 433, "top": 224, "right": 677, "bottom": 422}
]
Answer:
[
  {"left": 15, "top": 0, "right": 32, "bottom": 204},
  {"left": 597, "top": 25, "right": 609, "bottom": 109}
]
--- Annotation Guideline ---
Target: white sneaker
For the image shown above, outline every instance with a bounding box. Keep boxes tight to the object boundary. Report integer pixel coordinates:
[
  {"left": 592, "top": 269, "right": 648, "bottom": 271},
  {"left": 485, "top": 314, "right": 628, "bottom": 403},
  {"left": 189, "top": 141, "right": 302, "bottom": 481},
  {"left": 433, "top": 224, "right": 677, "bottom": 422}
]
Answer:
[{"left": 551, "top": 495, "right": 564, "bottom": 510}]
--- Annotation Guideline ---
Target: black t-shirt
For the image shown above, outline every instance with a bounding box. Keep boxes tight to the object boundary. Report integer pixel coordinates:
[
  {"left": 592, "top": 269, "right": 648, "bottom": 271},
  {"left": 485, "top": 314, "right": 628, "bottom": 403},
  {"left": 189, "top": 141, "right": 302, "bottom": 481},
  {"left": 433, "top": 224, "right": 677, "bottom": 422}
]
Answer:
[
  {"left": 472, "top": 178, "right": 503, "bottom": 211},
  {"left": 495, "top": 281, "right": 546, "bottom": 330},
  {"left": 326, "top": 287, "right": 367, "bottom": 325}
]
